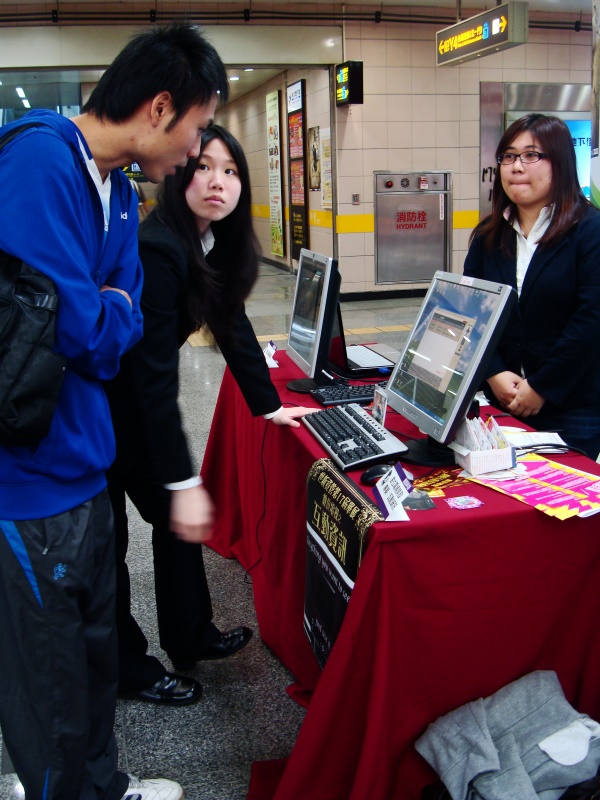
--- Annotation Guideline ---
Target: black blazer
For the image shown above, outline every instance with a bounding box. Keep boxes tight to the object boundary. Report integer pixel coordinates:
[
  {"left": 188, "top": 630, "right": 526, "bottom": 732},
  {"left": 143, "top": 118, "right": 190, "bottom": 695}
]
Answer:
[
  {"left": 106, "top": 213, "right": 280, "bottom": 485},
  {"left": 463, "top": 204, "right": 600, "bottom": 412}
]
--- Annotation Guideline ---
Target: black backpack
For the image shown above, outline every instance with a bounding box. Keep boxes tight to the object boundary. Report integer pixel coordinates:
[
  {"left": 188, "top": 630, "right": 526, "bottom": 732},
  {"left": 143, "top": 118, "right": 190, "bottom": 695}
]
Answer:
[{"left": 0, "top": 123, "right": 67, "bottom": 446}]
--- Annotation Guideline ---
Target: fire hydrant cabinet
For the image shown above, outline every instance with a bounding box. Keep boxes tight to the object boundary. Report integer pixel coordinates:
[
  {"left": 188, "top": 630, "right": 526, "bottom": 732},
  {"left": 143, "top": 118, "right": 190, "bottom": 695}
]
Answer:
[{"left": 374, "top": 171, "right": 452, "bottom": 284}]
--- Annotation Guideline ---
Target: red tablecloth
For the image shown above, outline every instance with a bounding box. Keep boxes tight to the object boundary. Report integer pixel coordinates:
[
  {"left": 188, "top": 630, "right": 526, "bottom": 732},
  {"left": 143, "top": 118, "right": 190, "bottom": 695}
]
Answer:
[{"left": 201, "top": 352, "right": 600, "bottom": 800}]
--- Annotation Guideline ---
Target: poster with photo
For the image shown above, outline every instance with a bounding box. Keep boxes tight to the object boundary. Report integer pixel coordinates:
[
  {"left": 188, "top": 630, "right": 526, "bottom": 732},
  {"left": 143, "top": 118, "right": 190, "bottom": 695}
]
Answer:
[
  {"left": 287, "top": 79, "right": 308, "bottom": 259},
  {"left": 308, "top": 126, "right": 321, "bottom": 191},
  {"left": 289, "top": 110, "right": 304, "bottom": 159},
  {"left": 320, "top": 127, "right": 332, "bottom": 207},
  {"left": 290, "top": 160, "right": 305, "bottom": 205},
  {"left": 266, "top": 90, "right": 284, "bottom": 257}
]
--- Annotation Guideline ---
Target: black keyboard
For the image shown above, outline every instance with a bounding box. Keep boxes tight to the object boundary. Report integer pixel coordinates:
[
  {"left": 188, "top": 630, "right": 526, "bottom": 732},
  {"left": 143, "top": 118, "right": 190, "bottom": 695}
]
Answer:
[
  {"left": 310, "top": 382, "right": 385, "bottom": 407},
  {"left": 302, "top": 403, "right": 408, "bottom": 471}
]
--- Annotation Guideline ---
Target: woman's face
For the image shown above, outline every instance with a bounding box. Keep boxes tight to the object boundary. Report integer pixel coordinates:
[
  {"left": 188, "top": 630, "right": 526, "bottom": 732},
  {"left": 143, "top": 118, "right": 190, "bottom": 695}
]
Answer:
[
  {"left": 499, "top": 131, "right": 553, "bottom": 218},
  {"left": 185, "top": 137, "right": 242, "bottom": 234}
]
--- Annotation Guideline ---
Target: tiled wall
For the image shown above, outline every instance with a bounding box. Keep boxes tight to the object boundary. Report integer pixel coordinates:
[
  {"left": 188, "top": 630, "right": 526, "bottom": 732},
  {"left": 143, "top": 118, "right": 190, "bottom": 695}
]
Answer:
[
  {"left": 219, "top": 10, "right": 591, "bottom": 294},
  {"left": 217, "top": 67, "right": 335, "bottom": 271},
  {"left": 336, "top": 12, "right": 591, "bottom": 292},
  {"left": 1, "top": 9, "right": 589, "bottom": 295}
]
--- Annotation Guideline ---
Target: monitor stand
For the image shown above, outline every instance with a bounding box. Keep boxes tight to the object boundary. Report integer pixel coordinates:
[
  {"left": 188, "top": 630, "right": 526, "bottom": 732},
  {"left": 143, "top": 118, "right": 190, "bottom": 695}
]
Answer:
[{"left": 399, "top": 436, "right": 456, "bottom": 468}]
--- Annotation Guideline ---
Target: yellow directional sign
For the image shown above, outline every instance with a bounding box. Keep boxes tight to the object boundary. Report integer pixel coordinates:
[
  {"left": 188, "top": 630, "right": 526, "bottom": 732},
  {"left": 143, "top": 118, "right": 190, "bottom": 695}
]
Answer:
[{"left": 436, "top": 2, "right": 528, "bottom": 66}]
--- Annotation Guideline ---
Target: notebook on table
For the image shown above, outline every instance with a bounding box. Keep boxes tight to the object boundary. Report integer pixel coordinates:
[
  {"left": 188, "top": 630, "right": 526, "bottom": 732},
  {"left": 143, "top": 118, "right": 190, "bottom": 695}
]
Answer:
[{"left": 327, "top": 304, "right": 398, "bottom": 379}]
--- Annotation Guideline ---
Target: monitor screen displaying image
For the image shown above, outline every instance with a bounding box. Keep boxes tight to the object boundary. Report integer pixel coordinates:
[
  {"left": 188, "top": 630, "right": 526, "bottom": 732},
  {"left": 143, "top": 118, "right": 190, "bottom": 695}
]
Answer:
[
  {"left": 286, "top": 249, "right": 340, "bottom": 392},
  {"left": 385, "top": 271, "right": 515, "bottom": 464}
]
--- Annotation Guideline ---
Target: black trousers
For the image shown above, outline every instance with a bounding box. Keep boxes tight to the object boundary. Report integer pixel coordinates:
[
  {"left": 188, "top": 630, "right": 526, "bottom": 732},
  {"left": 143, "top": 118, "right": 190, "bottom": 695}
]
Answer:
[
  {"left": 0, "top": 491, "right": 129, "bottom": 800},
  {"left": 107, "top": 467, "right": 219, "bottom": 691}
]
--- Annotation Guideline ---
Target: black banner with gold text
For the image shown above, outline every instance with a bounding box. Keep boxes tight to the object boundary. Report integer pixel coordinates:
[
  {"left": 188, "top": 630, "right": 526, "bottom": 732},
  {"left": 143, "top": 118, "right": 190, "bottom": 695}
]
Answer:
[{"left": 304, "top": 459, "right": 383, "bottom": 668}]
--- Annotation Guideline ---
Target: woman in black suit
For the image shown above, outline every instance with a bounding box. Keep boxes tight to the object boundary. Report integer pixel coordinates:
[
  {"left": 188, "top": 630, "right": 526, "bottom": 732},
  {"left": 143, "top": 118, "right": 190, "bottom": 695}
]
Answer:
[
  {"left": 107, "top": 126, "right": 312, "bottom": 704},
  {"left": 463, "top": 113, "right": 600, "bottom": 460}
]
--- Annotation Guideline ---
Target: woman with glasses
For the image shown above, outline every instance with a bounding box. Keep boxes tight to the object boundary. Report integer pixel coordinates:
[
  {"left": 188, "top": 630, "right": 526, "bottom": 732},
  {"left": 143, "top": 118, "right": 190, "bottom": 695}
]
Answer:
[{"left": 463, "top": 113, "right": 600, "bottom": 459}]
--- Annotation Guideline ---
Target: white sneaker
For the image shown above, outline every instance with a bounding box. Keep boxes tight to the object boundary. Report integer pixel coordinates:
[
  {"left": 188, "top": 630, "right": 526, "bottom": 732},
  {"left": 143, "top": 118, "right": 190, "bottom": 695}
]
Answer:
[{"left": 121, "top": 775, "right": 184, "bottom": 800}]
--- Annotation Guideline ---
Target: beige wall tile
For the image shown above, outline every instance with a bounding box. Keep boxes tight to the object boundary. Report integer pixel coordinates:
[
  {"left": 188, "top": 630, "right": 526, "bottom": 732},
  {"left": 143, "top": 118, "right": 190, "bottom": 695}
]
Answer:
[
  {"left": 387, "top": 121, "right": 412, "bottom": 148},
  {"left": 362, "top": 94, "right": 389, "bottom": 122},
  {"left": 411, "top": 93, "right": 435, "bottom": 122},
  {"left": 435, "top": 121, "right": 459, "bottom": 148},
  {"left": 411, "top": 68, "right": 436, "bottom": 95},
  {"left": 362, "top": 38, "right": 388, "bottom": 68}
]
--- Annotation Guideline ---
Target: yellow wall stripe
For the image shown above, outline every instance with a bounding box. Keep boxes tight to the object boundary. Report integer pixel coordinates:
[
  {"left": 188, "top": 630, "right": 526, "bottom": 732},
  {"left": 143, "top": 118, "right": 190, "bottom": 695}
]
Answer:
[
  {"left": 252, "top": 208, "right": 480, "bottom": 232},
  {"left": 309, "top": 209, "right": 333, "bottom": 228},
  {"left": 252, "top": 204, "right": 270, "bottom": 219},
  {"left": 453, "top": 210, "right": 480, "bottom": 230},
  {"left": 336, "top": 214, "right": 375, "bottom": 234}
]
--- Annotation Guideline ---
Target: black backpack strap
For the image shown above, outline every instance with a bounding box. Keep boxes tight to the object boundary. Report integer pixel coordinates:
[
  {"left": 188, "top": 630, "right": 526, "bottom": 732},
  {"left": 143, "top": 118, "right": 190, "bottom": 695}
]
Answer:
[{"left": 0, "top": 122, "right": 48, "bottom": 153}]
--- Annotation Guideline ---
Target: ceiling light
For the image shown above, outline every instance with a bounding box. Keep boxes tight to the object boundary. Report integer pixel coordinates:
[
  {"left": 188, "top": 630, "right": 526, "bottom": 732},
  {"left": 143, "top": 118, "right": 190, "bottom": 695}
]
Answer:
[
  {"left": 229, "top": 76, "right": 240, "bottom": 81},
  {"left": 22, "top": 99, "right": 30, "bottom": 108},
  {"left": 16, "top": 87, "right": 25, "bottom": 98},
  {"left": 244, "top": 68, "right": 254, "bottom": 72}
]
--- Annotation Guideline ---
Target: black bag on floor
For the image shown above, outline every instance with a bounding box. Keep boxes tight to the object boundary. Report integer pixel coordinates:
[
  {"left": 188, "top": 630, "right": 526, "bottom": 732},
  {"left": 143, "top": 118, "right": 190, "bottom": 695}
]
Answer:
[
  {"left": 0, "top": 123, "right": 66, "bottom": 446},
  {"left": 421, "top": 784, "right": 451, "bottom": 800},
  {"left": 558, "top": 767, "right": 600, "bottom": 800}
]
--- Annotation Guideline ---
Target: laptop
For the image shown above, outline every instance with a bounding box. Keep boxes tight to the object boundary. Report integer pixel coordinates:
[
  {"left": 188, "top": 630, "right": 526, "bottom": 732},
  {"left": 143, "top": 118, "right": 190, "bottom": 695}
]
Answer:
[{"left": 327, "top": 304, "right": 399, "bottom": 379}]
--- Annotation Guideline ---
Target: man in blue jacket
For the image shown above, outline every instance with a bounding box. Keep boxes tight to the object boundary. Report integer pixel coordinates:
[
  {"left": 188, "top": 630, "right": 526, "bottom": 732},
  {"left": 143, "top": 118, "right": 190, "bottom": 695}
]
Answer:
[{"left": 0, "top": 23, "right": 227, "bottom": 800}]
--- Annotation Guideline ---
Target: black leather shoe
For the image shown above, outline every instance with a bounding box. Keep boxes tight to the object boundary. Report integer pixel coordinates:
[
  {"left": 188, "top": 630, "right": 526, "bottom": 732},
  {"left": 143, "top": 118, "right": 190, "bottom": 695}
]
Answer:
[
  {"left": 198, "top": 626, "right": 253, "bottom": 661},
  {"left": 120, "top": 673, "right": 202, "bottom": 706},
  {"left": 170, "top": 626, "right": 253, "bottom": 671}
]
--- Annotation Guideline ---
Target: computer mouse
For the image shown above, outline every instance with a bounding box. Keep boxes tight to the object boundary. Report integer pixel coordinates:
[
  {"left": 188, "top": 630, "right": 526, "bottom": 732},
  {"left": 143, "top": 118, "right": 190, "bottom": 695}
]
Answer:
[{"left": 360, "top": 463, "right": 395, "bottom": 486}]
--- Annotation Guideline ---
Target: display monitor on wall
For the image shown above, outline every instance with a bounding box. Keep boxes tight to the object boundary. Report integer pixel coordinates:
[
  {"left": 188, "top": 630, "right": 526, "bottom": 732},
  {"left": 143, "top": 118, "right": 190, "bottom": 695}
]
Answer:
[
  {"left": 385, "top": 271, "right": 516, "bottom": 465},
  {"left": 286, "top": 249, "right": 340, "bottom": 392}
]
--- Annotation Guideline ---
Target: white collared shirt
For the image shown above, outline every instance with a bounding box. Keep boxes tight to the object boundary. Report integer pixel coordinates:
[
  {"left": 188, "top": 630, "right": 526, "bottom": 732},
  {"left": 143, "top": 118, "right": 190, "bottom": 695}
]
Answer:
[
  {"left": 200, "top": 225, "right": 215, "bottom": 257},
  {"left": 504, "top": 205, "right": 553, "bottom": 296}
]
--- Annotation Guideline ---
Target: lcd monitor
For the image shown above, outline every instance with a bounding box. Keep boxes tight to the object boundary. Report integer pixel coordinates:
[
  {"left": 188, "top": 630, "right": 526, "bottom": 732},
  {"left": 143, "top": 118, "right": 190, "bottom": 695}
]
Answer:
[
  {"left": 286, "top": 249, "right": 340, "bottom": 392},
  {"left": 384, "top": 271, "right": 516, "bottom": 465}
]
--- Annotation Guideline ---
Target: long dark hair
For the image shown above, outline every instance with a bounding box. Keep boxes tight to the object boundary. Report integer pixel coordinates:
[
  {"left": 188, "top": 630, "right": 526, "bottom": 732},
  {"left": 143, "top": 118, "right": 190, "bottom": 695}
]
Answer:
[
  {"left": 473, "top": 113, "right": 589, "bottom": 254},
  {"left": 149, "top": 124, "right": 260, "bottom": 341}
]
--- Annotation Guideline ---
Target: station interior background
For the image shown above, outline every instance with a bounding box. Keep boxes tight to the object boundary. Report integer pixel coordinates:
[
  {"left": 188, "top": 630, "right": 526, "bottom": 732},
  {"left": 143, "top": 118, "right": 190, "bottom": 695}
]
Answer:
[
  {"left": 0, "top": 1, "right": 597, "bottom": 797},
  {"left": 0, "top": 0, "right": 595, "bottom": 294}
]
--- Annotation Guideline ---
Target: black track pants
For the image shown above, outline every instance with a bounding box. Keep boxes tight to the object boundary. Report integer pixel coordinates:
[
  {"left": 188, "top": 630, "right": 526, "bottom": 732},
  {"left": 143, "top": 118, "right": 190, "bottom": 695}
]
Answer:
[{"left": 0, "top": 490, "right": 129, "bottom": 800}]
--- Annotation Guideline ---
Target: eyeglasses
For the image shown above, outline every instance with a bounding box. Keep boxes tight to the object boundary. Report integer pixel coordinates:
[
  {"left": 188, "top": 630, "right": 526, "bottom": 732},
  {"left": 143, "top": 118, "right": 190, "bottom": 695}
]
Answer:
[{"left": 497, "top": 151, "right": 547, "bottom": 166}]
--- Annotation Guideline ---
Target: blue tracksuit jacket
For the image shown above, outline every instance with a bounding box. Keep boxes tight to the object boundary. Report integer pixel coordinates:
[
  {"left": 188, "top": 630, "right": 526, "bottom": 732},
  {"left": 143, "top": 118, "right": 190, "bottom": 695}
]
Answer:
[{"left": 0, "top": 110, "right": 144, "bottom": 519}]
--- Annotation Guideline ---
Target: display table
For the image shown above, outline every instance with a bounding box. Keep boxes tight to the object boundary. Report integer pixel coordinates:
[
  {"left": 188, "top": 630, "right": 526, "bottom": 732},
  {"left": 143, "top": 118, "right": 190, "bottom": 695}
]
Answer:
[{"left": 201, "top": 352, "right": 600, "bottom": 800}]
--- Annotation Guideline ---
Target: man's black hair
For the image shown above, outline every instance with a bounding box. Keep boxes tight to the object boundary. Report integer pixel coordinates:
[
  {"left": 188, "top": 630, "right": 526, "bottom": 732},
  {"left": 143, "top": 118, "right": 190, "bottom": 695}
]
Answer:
[{"left": 83, "top": 23, "right": 229, "bottom": 125}]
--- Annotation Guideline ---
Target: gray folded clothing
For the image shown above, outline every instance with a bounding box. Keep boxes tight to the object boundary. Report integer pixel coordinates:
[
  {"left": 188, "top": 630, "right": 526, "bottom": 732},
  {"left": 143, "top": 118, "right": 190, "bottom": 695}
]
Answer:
[{"left": 415, "top": 671, "right": 600, "bottom": 800}]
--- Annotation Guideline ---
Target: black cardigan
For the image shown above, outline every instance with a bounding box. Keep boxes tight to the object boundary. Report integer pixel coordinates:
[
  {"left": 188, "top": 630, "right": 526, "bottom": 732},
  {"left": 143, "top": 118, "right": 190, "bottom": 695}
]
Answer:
[{"left": 106, "top": 213, "right": 281, "bottom": 485}]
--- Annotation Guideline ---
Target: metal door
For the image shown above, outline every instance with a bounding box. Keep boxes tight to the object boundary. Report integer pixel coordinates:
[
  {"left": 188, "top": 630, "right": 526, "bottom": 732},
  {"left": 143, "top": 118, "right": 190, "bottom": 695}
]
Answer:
[{"left": 374, "top": 171, "right": 452, "bottom": 284}]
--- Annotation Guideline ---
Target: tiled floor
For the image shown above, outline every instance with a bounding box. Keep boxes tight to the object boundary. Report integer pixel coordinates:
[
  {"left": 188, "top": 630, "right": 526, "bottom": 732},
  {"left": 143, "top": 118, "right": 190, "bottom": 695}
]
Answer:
[{"left": 0, "top": 265, "right": 423, "bottom": 800}]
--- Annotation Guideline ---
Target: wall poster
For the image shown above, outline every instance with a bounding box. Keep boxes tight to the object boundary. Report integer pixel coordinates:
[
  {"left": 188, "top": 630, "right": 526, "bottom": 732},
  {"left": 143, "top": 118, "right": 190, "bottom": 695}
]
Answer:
[
  {"left": 320, "top": 127, "right": 332, "bottom": 208},
  {"left": 308, "top": 126, "right": 321, "bottom": 191},
  {"left": 266, "top": 90, "right": 284, "bottom": 257},
  {"left": 289, "top": 111, "right": 304, "bottom": 159},
  {"left": 287, "top": 79, "right": 308, "bottom": 260},
  {"left": 290, "top": 160, "right": 305, "bottom": 204}
]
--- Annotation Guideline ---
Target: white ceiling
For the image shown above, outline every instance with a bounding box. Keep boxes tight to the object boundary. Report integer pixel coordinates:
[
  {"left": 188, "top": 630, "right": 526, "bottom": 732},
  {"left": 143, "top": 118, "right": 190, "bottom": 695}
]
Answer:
[{"left": 0, "top": 1, "right": 592, "bottom": 110}]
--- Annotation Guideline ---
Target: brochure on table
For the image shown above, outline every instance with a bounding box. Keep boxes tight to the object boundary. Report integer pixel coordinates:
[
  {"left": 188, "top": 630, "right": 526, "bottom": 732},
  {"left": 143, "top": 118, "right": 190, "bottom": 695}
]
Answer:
[{"left": 467, "top": 453, "right": 600, "bottom": 520}]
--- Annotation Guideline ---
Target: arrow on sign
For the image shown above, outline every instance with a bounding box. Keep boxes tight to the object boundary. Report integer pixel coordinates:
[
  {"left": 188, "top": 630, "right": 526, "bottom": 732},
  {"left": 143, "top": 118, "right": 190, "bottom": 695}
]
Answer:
[{"left": 499, "top": 15, "right": 507, "bottom": 32}]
